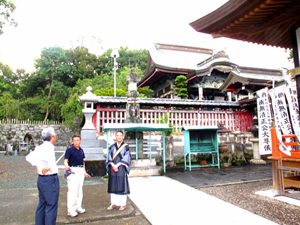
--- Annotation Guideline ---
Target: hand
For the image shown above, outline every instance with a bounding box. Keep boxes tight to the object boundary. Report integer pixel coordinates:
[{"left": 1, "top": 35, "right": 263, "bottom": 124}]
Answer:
[
  {"left": 42, "top": 168, "right": 51, "bottom": 175},
  {"left": 65, "top": 166, "right": 71, "bottom": 171},
  {"left": 111, "top": 163, "right": 119, "bottom": 172},
  {"left": 85, "top": 172, "right": 92, "bottom": 179}
]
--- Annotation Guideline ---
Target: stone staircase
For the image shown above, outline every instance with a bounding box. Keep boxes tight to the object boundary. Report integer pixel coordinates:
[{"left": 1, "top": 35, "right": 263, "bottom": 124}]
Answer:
[{"left": 129, "top": 158, "right": 162, "bottom": 177}]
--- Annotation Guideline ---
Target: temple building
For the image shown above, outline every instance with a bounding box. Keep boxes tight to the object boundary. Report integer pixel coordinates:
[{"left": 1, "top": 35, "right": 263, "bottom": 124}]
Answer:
[
  {"left": 138, "top": 43, "right": 283, "bottom": 110},
  {"left": 189, "top": 0, "right": 300, "bottom": 102},
  {"left": 87, "top": 42, "right": 285, "bottom": 133}
]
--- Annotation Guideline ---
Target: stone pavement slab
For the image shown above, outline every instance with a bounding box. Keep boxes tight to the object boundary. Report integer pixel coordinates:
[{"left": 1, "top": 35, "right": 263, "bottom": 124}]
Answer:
[
  {"left": 129, "top": 176, "right": 278, "bottom": 225},
  {"left": 165, "top": 162, "right": 273, "bottom": 187},
  {"left": 0, "top": 184, "right": 150, "bottom": 225}
]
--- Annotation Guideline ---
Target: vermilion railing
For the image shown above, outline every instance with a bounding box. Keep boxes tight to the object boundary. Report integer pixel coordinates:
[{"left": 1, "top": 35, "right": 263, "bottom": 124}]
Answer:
[{"left": 93, "top": 108, "right": 252, "bottom": 133}]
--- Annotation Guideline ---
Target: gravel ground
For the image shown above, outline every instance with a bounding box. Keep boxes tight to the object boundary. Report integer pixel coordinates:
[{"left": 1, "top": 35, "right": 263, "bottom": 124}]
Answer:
[
  {"left": 0, "top": 154, "right": 107, "bottom": 190},
  {"left": 199, "top": 180, "right": 300, "bottom": 225},
  {"left": 1, "top": 153, "right": 300, "bottom": 225}
]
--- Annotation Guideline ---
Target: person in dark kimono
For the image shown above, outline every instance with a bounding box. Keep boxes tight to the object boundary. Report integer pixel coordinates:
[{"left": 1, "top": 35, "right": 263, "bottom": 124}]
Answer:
[{"left": 106, "top": 130, "right": 131, "bottom": 211}]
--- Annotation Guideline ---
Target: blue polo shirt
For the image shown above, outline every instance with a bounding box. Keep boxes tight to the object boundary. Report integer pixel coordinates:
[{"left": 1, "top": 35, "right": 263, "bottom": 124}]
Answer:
[{"left": 65, "top": 145, "right": 85, "bottom": 167}]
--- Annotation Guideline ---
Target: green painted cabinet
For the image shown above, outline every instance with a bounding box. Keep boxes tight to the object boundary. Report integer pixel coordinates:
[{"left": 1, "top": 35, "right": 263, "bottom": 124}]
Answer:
[{"left": 181, "top": 126, "right": 220, "bottom": 171}]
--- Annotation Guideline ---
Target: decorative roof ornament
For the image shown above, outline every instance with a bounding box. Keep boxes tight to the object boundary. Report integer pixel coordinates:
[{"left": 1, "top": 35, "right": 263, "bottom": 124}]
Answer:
[
  {"left": 214, "top": 50, "right": 229, "bottom": 59},
  {"left": 197, "top": 50, "right": 230, "bottom": 67},
  {"left": 79, "top": 86, "right": 99, "bottom": 102}
]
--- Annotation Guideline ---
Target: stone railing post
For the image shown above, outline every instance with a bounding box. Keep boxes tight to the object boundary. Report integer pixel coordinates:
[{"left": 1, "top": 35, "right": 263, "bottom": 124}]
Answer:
[{"left": 249, "top": 137, "right": 266, "bottom": 164}]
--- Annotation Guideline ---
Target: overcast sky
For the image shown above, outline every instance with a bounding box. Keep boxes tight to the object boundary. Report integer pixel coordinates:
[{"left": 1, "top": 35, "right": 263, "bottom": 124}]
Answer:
[{"left": 0, "top": 0, "right": 294, "bottom": 72}]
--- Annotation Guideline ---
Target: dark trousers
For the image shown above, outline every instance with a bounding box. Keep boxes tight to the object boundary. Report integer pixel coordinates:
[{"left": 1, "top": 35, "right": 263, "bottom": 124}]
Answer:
[{"left": 35, "top": 175, "right": 60, "bottom": 225}]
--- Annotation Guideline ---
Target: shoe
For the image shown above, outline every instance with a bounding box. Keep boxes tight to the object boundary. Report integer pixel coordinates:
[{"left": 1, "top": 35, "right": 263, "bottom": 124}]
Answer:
[
  {"left": 76, "top": 207, "right": 86, "bottom": 214},
  {"left": 107, "top": 204, "right": 116, "bottom": 210},
  {"left": 68, "top": 211, "right": 78, "bottom": 217},
  {"left": 119, "top": 206, "right": 126, "bottom": 211}
]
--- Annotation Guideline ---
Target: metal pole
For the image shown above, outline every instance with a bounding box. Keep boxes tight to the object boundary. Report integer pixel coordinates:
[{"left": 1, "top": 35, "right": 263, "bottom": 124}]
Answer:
[
  {"left": 163, "top": 130, "right": 166, "bottom": 173},
  {"left": 113, "top": 57, "right": 116, "bottom": 97}
]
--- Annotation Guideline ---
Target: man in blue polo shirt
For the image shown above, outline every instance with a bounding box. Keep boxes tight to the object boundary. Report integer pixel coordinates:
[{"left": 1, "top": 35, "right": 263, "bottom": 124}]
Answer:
[{"left": 64, "top": 135, "right": 91, "bottom": 217}]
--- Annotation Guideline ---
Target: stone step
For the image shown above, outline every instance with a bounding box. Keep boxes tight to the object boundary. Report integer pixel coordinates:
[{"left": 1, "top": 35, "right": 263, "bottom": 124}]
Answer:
[
  {"left": 84, "top": 147, "right": 103, "bottom": 154},
  {"left": 131, "top": 159, "right": 156, "bottom": 167},
  {"left": 84, "top": 153, "right": 105, "bottom": 161},
  {"left": 81, "top": 130, "right": 97, "bottom": 140},
  {"left": 81, "top": 140, "right": 101, "bottom": 147},
  {"left": 129, "top": 166, "right": 162, "bottom": 177}
]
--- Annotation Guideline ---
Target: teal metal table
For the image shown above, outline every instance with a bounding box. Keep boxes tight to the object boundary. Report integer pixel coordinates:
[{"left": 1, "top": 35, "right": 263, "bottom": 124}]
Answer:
[
  {"left": 103, "top": 123, "right": 171, "bottom": 173},
  {"left": 181, "top": 126, "right": 220, "bottom": 171}
]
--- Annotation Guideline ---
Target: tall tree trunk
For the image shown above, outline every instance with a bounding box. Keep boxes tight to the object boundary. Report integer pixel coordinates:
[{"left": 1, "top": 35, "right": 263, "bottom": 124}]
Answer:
[
  {"left": 17, "top": 98, "right": 19, "bottom": 119},
  {"left": 43, "top": 76, "right": 53, "bottom": 122}
]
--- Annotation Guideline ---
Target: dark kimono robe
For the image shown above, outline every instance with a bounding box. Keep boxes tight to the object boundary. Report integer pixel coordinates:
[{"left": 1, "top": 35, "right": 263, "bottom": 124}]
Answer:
[{"left": 106, "top": 141, "right": 131, "bottom": 195}]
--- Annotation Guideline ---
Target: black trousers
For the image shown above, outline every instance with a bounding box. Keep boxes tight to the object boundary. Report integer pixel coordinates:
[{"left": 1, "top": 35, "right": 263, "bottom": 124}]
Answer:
[{"left": 35, "top": 175, "right": 60, "bottom": 225}]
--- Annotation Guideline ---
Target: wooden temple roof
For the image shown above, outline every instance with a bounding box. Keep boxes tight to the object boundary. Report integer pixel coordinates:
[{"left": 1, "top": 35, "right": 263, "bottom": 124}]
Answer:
[
  {"left": 140, "top": 43, "right": 213, "bottom": 87},
  {"left": 96, "top": 96, "right": 240, "bottom": 108},
  {"left": 219, "top": 66, "right": 281, "bottom": 91},
  {"left": 139, "top": 43, "right": 283, "bottom": 89},
  {"left": 190, "top": 0, "right": 300, "bottom": 48}
]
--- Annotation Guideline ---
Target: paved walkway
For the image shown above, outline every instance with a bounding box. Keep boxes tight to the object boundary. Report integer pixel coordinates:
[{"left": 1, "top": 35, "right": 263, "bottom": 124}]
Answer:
[
  {"left": 0, "top": 157, "right": 289, "bottom": 224},
  {"left": 129, "top": 176, "right": 277, "bottom": 225}
]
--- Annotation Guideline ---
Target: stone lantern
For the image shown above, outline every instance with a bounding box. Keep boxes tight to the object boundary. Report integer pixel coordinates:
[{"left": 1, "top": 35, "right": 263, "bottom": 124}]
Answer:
[
  {"left": 78, "top": 86, "right": 104, "bottom": 166},
  {"left": 79, "top": 86, "right": 98, "bottom": 131}
]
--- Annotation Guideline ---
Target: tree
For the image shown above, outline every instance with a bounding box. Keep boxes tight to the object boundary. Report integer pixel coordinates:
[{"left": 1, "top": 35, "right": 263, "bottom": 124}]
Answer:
[
  {"left": 285, "top": 49, "right": 293, "bottom": 65},
  {"left": 0, "top": 0, "right": 17, "bottom": 35},
  {"left": 100, "top": 47, "right": 148, "bottom": 76},
  {"left": 174, "top": 75, "right": 188, "bottom": 99},
  {"left": 65, "top": 46, "right": 102, "bottom": 87},
  {"left": 34, "top": 46, "right": 71, "bottom": 121},
  {"left": 94, "top": 88, "right": 126, "bottom": 97},
  {"left": 61, "top": 77, "right": 104, "bottom": 126},
  {"left": 0, "top": 62, "right": 14, "bottom": 93},
  {"left": 117, "top": 47, "right": 148, "bottom": 72},
  {"left": 138, "top": 86, "right": 154, "bottom": 98},
  {"left": 0, "top": 91, "right": 17, "bottom": 119}
]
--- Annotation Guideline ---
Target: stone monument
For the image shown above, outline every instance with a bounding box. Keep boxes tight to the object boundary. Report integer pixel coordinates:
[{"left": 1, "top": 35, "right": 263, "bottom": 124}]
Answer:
[
  {"left": 125, "top": 68, "right": 141, "bottom": 123},
  {"left": 124, "top": 69, "right": 144, "bottom": 158}
]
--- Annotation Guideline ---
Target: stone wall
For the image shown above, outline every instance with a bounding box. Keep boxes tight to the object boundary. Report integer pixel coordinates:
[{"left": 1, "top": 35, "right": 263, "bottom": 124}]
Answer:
[{"left": 0, "top": 124, "right": 74, "bottom": 151}]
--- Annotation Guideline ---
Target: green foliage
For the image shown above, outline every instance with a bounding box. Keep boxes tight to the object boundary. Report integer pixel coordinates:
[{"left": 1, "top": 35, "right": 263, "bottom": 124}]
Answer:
[
  {"left": 100, "top": 47, "right": 148, "bottom": 76},
  {"left": 65, "top": 46, "right": 102, "bottom": 87},
  {"left": 0, "top": 0, "right": 17, "bottom": 35},
  {"left": 0, "top": 91, "right": 17, "bottom": 119},
  {"left": 285, "top": 49, "right": 293, "bottom": 63},
  {"left": 0, "top": 62, "right": 13, "bottom": 93},
  {"left": 60, "top": 78, "right": 96, "bottom": 126},
  {"left": 94, "top": 88, "right": 126, "bottom": 97},
  {"left": 174, "top": 75, "right": 188, "bottom": 99},
  {"left": 35, "top": 46, "right": 71, "bottom": 121},
  {"left": 0, "top": 45, "right": 149, "bottom": 123},
  {"left": 157, "top": 113, "right": 173, "bottom": 136},
  {"left": 60, "top": 92, "right": 83, "bottom": 127},
  {"left": 138, "top": 86, "right": 154, "bottom": 98}
]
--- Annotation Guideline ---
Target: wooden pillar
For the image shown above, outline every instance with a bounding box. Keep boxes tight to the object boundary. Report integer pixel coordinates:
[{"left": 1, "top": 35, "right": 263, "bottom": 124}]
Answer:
[
  {"left": 227, "top": 92, "right": 232, "bottom": 101},
  {"left": 198, "top": 85, "right": 203, "bottom": 100},
  {"left": 248, "top": 90, "right": 254, "bottom": 99},
  {"left": 291, "top": 25, "right": 300, "bottom": 109}
]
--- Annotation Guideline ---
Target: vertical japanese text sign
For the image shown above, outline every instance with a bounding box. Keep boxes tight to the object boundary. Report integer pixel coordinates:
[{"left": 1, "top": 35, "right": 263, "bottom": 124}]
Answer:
[
  {"left": 285, "top": 75, "right": 300, "bottom": 143},
  {"left": 256, "top": 88, "right": 272, "bottom": 155}
]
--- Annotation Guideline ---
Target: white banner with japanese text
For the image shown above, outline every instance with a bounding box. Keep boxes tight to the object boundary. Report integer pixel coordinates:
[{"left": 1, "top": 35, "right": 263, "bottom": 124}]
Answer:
[
  {"left": 256, "top": 88, "right": 273, "bottom": 155},
  {"left": 285, "top": 75, "right": 300, "bottom": 143},
  {"left": 269, "top": 88, "right": 292, "bottom": 155}
]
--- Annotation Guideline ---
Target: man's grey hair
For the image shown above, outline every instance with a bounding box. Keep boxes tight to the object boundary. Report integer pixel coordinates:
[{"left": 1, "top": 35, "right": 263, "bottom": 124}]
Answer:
[{"left": 42, "top": 127, "right": 56, "bottom": 141}]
